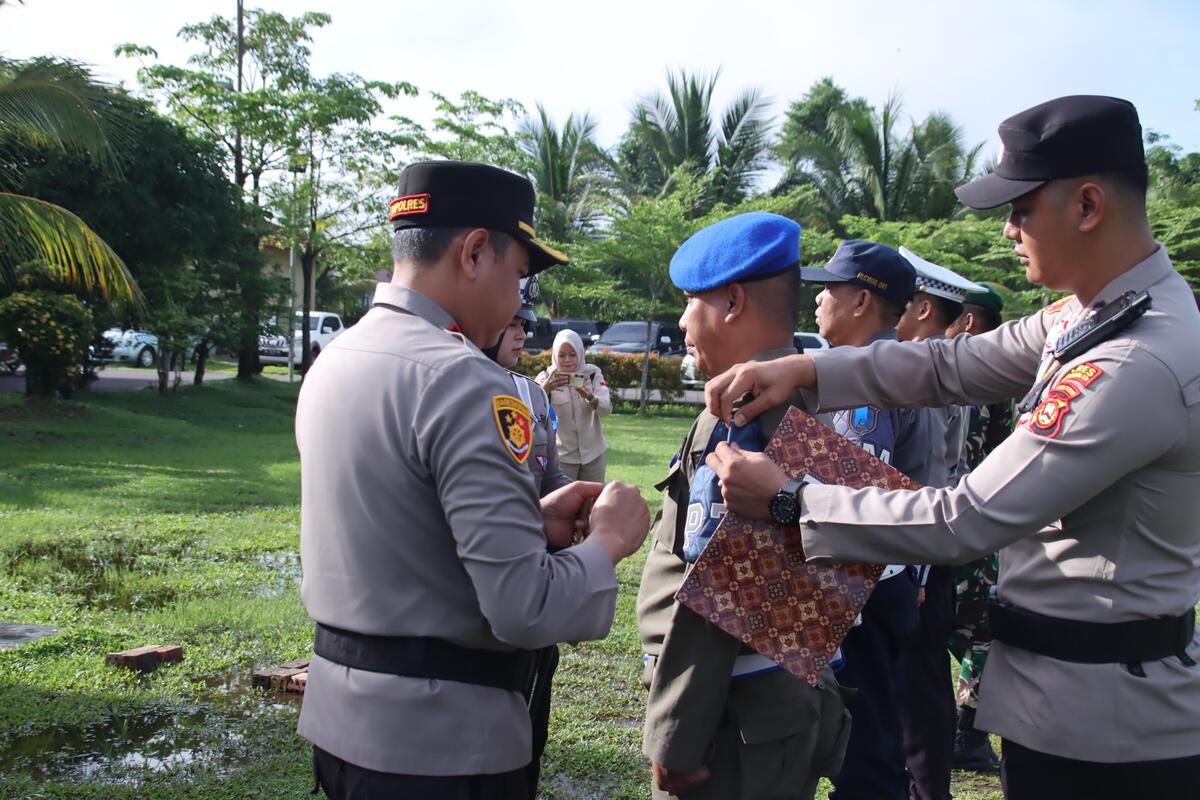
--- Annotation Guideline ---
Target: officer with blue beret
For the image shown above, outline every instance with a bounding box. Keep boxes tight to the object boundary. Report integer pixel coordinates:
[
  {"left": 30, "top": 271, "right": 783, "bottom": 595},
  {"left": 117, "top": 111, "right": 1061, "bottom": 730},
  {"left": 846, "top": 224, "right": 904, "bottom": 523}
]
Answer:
[{"left": 637, "top": 212, "right": 851, "bottom": 800}]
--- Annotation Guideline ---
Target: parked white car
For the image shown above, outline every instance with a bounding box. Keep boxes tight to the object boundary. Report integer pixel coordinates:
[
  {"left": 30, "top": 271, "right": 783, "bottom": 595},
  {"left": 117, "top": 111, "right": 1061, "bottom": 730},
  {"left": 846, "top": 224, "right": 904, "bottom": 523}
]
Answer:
[
  {"left": 258, "top": 311, "right": 346, "bottom": 366},
  {"left": 103, "top": 330, "right": 197, "bottom": 368}
]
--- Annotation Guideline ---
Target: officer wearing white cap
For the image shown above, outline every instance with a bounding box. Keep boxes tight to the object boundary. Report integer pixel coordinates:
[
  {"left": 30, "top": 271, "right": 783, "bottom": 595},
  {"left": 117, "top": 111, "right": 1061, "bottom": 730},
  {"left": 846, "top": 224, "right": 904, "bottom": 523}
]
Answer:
[
  {"left": 704, "top": 95, "right": 1200, "bottom": 799},
  {"left": 637, "top": 212, "right": 850, "bottom": 800},
  {"left": 296, "top": 160, "right": 650, "bottom": 799},
  {"left": 895, "top": 246, "right": 984, "bottom": 800}
]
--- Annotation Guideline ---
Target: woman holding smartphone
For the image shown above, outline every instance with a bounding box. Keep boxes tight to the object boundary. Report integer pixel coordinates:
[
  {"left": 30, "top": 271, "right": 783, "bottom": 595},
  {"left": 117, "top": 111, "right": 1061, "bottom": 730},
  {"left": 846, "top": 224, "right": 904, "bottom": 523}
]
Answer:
[{"left": 536, "top": 329, "right": 611, "bottom": 481}]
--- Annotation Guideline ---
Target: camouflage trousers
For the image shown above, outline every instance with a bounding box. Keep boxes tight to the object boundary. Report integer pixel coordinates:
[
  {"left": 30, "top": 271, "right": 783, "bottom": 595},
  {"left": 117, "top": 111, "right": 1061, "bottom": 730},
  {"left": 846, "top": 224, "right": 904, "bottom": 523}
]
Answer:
[{"left": 947, "top": 554, "right": 998, "bottom": 710}]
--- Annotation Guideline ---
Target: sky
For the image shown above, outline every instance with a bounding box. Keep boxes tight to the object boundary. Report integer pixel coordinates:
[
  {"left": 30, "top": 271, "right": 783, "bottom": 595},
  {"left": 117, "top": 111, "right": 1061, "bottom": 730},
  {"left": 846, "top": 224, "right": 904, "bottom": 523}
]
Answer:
[{"left": 4, "top": 0, "right": 1200, "bottom": 171}]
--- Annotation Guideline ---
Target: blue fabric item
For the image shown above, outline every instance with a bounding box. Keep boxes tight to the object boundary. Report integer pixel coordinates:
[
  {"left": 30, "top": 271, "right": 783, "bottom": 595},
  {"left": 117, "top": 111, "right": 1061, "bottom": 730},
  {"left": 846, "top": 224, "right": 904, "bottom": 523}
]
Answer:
[
  {"left": 682, "top": 419, "right": 764, "bottom": 562},
  {"left": 547, "top": 404, "right": 557, "bottom": 434},
  {"left": 669, "top": 212, "right": 801, "bottom": 293},
  {"left": 799, "top": 239, "right": 916, "bottom": 308},
  {"left": 835, "top": 404, "right": 898, "bottom": 466}
]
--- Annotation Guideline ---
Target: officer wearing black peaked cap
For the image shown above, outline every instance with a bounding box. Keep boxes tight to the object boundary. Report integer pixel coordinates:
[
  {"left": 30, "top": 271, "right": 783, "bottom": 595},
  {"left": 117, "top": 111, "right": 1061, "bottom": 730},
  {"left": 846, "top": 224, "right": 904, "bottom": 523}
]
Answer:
[
  {"left": 704, "top": 96, "right": 1200, "bottom": 799},
  {"left": 296, "top": 160, "right": 650, "bottom": 799}
]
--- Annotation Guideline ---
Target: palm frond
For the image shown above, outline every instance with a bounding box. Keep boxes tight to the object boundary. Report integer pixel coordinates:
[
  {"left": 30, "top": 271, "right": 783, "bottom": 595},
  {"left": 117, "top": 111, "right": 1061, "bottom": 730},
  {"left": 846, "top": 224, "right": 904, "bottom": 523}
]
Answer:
[
  {"left": 0, "top": 57, "right": 128, "bottom": 173},
  {"left": 0, "top": 192, "right": 142, "bottom": 305}
]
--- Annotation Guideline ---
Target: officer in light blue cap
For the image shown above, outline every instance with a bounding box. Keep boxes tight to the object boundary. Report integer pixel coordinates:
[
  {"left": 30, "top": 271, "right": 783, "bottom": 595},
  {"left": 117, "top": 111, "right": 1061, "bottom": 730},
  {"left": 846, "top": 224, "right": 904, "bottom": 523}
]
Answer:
[{"left": 637, "top": 212, "right": 851, "bottom": 800}]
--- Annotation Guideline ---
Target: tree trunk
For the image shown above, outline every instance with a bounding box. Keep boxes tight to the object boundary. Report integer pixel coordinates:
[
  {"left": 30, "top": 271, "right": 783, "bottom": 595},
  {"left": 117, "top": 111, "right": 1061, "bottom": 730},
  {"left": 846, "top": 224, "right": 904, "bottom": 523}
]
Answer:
[
  {"left": 192, "top": 340, "right": 209, "bottom": 387},
  {"left": 639, "top": 314, "right": 654, "bottom": 414},
  {"left": 237, "top": 345, "right": 260, "bottom": 380},
  {"left": 301, "top": 245, "right": 315, "bottom": 375},
  {"left": 156, "top": 349, "right": 168, "bottom": 396}
]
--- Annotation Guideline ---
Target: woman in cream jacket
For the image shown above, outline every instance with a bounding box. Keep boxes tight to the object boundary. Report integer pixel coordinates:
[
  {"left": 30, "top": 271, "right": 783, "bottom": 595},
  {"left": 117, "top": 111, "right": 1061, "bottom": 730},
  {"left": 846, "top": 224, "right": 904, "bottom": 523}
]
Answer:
[{"left": 535, "top": 329, "right": 611, "bottom": 481}]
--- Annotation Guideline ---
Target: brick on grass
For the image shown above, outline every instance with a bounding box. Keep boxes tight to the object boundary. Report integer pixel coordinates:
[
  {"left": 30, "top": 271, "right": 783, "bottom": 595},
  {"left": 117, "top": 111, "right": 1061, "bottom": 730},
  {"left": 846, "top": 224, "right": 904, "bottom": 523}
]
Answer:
[
  {"left": 105, "top": 644, "right": 185, "bottom": 673},
  {"left": 252, "top": 659, "right": 310, "bottom": 692}
]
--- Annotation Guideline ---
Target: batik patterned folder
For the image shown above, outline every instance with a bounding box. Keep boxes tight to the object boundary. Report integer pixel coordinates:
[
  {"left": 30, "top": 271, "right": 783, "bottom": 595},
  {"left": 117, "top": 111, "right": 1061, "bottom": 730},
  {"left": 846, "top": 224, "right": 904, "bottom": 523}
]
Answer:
[{"left": 675, "top": 406, "right": 921, "bottom": 685}]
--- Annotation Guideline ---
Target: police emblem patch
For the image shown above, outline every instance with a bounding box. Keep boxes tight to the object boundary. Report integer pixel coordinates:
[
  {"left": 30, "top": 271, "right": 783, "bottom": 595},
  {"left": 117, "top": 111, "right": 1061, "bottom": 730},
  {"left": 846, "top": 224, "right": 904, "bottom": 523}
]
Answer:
[
  {"left": 850, "top": 406, "right": 879, "bottom": 435},
  {"left": 492, "top": 396, "right": 533, "bottom": 464},
  {"left": 1026, "top": 362, "right": 1104, "bottom": 439}
]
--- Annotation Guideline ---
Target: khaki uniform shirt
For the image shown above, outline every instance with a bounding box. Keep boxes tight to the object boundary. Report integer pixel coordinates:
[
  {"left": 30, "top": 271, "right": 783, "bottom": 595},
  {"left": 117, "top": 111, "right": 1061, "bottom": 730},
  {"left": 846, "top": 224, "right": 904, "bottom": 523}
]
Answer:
[
  {"left": 295, "top": 284, "right": 619, "bottom": 775},
  {"left": 798, "top": 247, "right": 1200, "bottom": 762},
  {"left": 637, "top": 347, "right": 846, "bottom": 776}
]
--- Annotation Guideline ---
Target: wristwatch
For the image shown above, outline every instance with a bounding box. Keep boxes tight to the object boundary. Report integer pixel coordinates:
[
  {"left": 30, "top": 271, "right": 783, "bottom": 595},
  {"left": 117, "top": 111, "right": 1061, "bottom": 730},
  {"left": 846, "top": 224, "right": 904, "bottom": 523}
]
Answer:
[{"left": 768, "top": 477, "right": 805, "bottom": 526}]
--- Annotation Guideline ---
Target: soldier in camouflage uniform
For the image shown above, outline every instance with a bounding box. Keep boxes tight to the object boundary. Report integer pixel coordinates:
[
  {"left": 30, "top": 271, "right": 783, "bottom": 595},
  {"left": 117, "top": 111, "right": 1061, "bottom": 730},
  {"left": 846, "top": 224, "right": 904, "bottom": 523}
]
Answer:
[{"left": 945, "top": 284, "right": 1010, "bottom": 771}]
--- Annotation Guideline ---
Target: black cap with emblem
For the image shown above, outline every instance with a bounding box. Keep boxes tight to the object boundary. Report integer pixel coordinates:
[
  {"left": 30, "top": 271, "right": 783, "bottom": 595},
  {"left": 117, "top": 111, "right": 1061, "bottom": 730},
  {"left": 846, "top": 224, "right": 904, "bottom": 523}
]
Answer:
[
  {"left": 388, "top": 160, "right": 568, "bottom": 275},
  {"left": 955, "top": 95, "right": 1146, "bottom": 210}
]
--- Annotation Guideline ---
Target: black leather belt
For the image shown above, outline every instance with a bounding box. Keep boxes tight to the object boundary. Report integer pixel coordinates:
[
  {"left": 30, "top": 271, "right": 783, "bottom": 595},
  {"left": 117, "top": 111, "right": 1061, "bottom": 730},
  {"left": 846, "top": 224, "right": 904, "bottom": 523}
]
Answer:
[
  {"left": 314, "top": 624, "right": 537, "bottom": 692},
  {"left": 988, "top": 601, "right": 1195, "bottom": 664}
]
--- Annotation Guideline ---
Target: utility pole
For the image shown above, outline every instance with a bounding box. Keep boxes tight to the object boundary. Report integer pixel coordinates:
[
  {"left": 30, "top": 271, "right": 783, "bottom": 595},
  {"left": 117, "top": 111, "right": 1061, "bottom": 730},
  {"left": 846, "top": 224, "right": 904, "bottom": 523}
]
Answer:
[{"left": 233, "top": 0, "right": 245, "bottom": 188}]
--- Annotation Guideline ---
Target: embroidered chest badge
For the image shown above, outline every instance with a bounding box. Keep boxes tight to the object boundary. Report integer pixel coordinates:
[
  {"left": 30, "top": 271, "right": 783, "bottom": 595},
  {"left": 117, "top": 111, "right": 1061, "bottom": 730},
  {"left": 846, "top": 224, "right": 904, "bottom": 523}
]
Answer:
[
  {"left": 1027, "top": 362, "right": 1104, "bottom": 439},
  {"left": 849, "top": 406, "right": 879, "bottom": 435},
  {"left": 493, "top": 396, "right": 533, "bottom": 464}
]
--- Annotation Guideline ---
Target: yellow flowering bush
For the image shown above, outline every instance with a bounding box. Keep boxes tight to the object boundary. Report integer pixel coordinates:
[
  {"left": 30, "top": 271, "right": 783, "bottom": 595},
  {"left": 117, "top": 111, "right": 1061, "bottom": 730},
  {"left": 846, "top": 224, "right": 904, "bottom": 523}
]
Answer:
[{"left": 0, "top": 291, "right": 94, "bottom": 396}]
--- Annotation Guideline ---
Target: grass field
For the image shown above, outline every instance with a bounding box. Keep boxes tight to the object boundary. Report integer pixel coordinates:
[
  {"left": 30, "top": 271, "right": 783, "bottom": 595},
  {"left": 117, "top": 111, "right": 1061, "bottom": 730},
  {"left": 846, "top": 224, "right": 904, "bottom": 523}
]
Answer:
[{"left": 0, "top": 380, "right": 1002, "bottom": 798}]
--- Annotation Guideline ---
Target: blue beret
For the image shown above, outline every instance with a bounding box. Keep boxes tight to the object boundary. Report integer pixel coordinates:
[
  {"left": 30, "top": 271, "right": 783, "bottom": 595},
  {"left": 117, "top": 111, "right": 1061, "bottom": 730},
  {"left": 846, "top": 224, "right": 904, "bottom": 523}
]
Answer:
[{"left": 669, "top": 212, "right": 801, "bottom": 293}]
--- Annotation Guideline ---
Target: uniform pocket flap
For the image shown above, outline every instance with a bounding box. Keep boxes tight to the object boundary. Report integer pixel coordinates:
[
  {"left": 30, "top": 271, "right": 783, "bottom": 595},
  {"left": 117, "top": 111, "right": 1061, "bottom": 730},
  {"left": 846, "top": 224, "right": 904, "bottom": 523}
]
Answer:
[
  {"left": 736, "top": 705, "right": 813, "bottom": 745},
  {"left": 728, "top": 672, "right": 822, "bottom": 745}
]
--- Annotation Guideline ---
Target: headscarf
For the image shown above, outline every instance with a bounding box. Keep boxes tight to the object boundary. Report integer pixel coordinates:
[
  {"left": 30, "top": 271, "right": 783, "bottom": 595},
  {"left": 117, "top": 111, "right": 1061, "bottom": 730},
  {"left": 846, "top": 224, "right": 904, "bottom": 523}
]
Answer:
[{"left": 551, "top": 329, "right": 586, "bottom": 371}]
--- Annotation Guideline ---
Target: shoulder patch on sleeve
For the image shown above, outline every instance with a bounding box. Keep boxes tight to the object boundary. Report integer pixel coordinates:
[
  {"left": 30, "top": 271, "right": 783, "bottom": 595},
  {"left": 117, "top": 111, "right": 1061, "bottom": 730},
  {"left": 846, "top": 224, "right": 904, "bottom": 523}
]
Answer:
[
  {"left": 1043, "top": 295, "right": 1076, "bottom": 315},
  {"left": 1026, "top": 362, "right": 1105, "bottom": 439},
  {"left": 493, "top": 395, "right": 533, "bottom": 464}
]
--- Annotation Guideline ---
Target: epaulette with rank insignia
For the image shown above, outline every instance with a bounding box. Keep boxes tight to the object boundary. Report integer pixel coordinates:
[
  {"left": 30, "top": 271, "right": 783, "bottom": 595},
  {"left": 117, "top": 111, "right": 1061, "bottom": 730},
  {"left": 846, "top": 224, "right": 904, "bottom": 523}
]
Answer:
[{"left": 1043, "top": 295, "right": 1075, "bottom": 315}]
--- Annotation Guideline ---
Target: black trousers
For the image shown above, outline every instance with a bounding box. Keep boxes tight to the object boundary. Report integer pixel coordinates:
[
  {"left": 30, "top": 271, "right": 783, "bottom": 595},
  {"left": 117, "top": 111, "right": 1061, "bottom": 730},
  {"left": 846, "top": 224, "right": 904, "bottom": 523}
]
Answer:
[
  {"left": 313, "top": 746, "right": 529, "bottom": 800},
  {"left": 903, "top": 565, "right": 956, "bottom": 800},
  {"left": 524, "top": 644, "right": 559, "bottom": 798},
  {"left": 1001, "top": 739, "right": 1200, "bottom": 800},
  {"left": 830, "top": 570, "right": 919, "bottom": 800}
]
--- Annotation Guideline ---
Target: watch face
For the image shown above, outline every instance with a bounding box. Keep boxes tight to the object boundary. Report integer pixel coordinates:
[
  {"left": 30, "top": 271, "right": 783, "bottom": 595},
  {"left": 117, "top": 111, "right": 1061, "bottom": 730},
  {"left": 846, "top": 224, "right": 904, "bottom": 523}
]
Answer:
[{"left": 769, "top": 493, "right": 798, "bottom": 526}]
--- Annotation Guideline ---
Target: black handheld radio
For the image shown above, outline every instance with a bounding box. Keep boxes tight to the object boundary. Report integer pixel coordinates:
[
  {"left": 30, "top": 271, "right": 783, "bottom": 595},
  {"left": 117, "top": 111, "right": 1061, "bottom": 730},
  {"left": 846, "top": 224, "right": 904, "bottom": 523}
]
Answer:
[{"left": 1051, "top": 290, "right": 1152, "bottom": 363}]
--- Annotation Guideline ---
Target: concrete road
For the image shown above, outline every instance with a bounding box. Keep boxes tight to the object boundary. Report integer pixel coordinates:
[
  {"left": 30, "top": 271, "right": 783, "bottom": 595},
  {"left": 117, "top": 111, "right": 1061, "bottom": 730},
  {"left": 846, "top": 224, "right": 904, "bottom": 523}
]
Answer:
[{"left": 0, "top": 366, "right": 239, "bottom": 395}]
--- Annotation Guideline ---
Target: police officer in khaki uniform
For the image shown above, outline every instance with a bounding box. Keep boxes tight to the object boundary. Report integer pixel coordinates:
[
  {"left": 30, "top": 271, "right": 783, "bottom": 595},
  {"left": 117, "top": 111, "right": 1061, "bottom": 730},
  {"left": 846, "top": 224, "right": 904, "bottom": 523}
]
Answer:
[
  {"left": 296, "top": 161, "right": 650, "bottom": 799},
  {"left": 704, "top": 96, "right": 1200, "bottom": 799},
  {"left": 637, "top": 212, "right": 849, "bottom": 800}
]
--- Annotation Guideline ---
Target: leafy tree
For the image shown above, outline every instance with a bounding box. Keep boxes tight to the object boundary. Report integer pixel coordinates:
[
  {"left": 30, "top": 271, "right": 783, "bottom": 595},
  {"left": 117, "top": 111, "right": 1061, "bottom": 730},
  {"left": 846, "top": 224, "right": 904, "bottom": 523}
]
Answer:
[
  {"left": 120, "top": 9, "right": 417, "bottom": 378},
  {"left": 1146, "top": 131, "right": 1200, "bottom": 207},
  {"left": 618, "top": 70, "right": 771, "bottom": 210},
  {"left": 408, "top": 90, "right": 529, "bottom": 173},
  {"left": 10, "top": 89, "right": 262, "bottom": 390},
  {"left": 773, "top": 79, "right": 983, "bottom": 230},
  {"left": 519, "top": 104, "right": 614, "bottom": 242},
  {"left": 0, "top": 56, "right": 140, "bottom": 304}
]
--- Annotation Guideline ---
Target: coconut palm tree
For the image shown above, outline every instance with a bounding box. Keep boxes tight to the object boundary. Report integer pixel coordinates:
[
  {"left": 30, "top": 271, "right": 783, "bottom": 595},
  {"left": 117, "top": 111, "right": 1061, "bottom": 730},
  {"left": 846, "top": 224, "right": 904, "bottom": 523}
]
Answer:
[
  {"left": 519, "top": 104, "right": 612, "bottom": 242},
  {"left": 622, "top": 69, "right": 771, "bottom": 209},
  {"left": 773, "top": 80, "right": 985, "bottom": 230},
  {"left": 0, "top": 56, "right": 140, "bottom": 303}
]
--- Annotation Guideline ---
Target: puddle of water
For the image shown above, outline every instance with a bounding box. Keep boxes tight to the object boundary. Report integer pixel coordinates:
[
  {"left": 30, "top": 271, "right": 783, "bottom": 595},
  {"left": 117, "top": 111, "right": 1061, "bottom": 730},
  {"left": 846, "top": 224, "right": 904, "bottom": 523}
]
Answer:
[
  {"left": 253, "top": 550, "right": 301, "bottom": 599},
  {"left": 3, "top": 536, "right": 194, "bottom": 611},
  {"left": 0, "top": 622, "right": 62, "bottom": 650},
  {"left": 204, "top": 671, "right": 303, "bottom": 710},
  {"left": 0, "top": 707, "right": 247, "bottom": 783}
]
